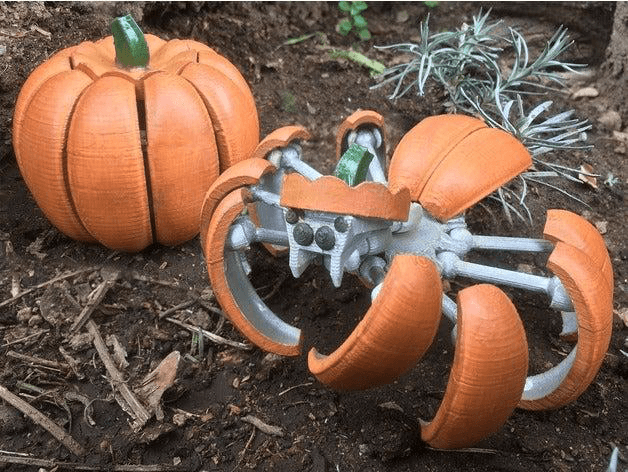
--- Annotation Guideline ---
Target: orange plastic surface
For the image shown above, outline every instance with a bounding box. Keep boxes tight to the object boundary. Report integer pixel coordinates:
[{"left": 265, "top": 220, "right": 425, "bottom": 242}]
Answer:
[
  {"left": 388, "top": 115, "right": 532, "bottom": 221},
  {"left": 250, "top": 126, "right": 312, "bottom": 160},
  {"left": 199, "top": 158, "right": 276, "bottom": 248},
  {"left": 15, "top": 70, "right": 95, "bottom": 243},
  {"left": 335, "top": 110, "right": 385, "bottom": 162},
  {"left": 143, "top": 72, "right": 220, "bottom": 245},
  {"left": 543, "top": 209, "right": 613, "bottom": 292},
  {"left": 179, "top": 62, "right": 259, "bottom": 171},
  {"left": 308, "top": 254, "right": 442, "bottom": 390},
  {"left": 202, "top": 189, "right": 303, "bottom": 356},
  {"left": 280, "top": 173, "right": 411, "bottom": 221},
  {"left": 518, "top": 242, "right": 613, "bottom": 410},
  {"left": 421, "top": 284, "right": 528, "bottom": 449},
  {"left": 66, "top": 76, "right": 153, "bottom": 252},
  {"left": 13, "top": 34, "right": 259, "bottom": 251}
]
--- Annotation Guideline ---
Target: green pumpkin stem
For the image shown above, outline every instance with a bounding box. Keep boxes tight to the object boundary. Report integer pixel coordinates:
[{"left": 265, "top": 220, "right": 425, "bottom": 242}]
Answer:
[
  {"left": 111, "top": 15, "right": 149, "bottom": 68},
  {"left": 334, "top": 143, "right": 374, "bottom": 186}
]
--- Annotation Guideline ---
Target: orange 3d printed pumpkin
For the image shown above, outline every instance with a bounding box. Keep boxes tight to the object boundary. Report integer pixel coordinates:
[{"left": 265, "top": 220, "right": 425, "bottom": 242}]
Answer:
[
  {"left": 199, "top": 111, "right": 613, "bottom": 449},
  {"left": 12, "top": 15, "right": 259, "bottom": 251}
]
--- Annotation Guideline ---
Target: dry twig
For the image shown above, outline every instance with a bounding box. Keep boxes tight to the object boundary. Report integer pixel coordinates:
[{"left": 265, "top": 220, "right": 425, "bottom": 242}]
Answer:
[
  {"left": 6, "top": 350, "right": 71, "bottom": 372},
  {"left": 0, "top": 267, "right": 99, "bottom": 309},
  {"left": 87, "top": 320, "right": 151, "bottom": 430},
  {"left": 71, "top": 269, "right": 120, "bottom": 332},
  {"left": 164, "top": 317, "right": 251, "bottom": 350},
  {"left": 241, "top": 415, "right": 284, "bottom": 437},
  {"left": 0, "top": 384, "right": 85, "bottom": 456},
  {"left": 0, "top": 454, "right": 186, "bottom": 471}
]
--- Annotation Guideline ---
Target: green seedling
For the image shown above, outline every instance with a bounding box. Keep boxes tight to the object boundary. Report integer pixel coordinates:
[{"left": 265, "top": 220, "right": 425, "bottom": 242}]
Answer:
[
  {"left": 337, "top": 1, "right": 371, "bottom": 41},
  {"left": 424, "top": 1, "right": 440, "bottom": 7}
]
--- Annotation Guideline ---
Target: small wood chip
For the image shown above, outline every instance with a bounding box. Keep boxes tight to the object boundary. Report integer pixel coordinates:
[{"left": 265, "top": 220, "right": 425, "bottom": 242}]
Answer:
[
  {"left": 572, "top": 86, "right": 599, "bottom": 99},
  {"left": 241, "top": 415, "right": 284, "bottom": 437},
  {"left": 578, "top": 164, "right": 598, "bottom": 189}
]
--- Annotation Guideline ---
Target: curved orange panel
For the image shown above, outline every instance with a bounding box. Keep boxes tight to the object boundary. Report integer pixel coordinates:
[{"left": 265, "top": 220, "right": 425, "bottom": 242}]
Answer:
[
  {"left": 13, "top": 53, "right": 74, "bottom": 160},
  {"left": 180, "top": 62, "right": 259, "bottom": 171},
  {"left": 388, "top": 115, "right": 487, "bottom": 201},
  {"left": 197, "top": 50, "right": 253, "bottom": 104},
  {"left": 70, "top": 52, "right": 117, "bottom": 79},
  {"left": 94, "top": 36, "right": 116, "bottom": 62},
  {"left": 251, "top": 126, "right": 311, "bottom": 160},
  {"left": 544, "top": 209, "right": 613, "bottom": 292},
  {"left": 418, "top": 127, "right": 531, "bottom": 221},
  {"left": 150, "top": 38, "right": 209, "bottom": 69},
  {"left": 519, "top": 242, "right": 613, "bottom": 410},
  {"left": 160, "top": 50, "right": 197, "bottom": 75},
  {"left": 335, "top": 110, "right": 385, "bottom": 161},
  {"left": 308, "top": 254, "right": 442, "bottom": 390},
  {"left": 280, "top": 173, "right": 411, "bottom": 221},
  {"left": 199, "top": 158, "right": 276, "bottom": 244},
  {"left": 421, "top": 284, "right": 528, "bottom": 449},
  {"left": 143, "top": 72, "right": 219, "bottom": 246},
  {"left": 15, "top": 70, "right": 95, "bottom": 242},
  {"left": 66, "top": 75, "right": 152, "bottom": 251},
  {"left": 203, "top": 189, "right": 303, "bottom": 356}
]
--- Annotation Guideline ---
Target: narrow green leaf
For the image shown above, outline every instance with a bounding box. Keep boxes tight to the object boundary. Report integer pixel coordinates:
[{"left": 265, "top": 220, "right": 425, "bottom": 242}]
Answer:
[{"left": 282, "top": 32, "right": 317, "bottom": 46}]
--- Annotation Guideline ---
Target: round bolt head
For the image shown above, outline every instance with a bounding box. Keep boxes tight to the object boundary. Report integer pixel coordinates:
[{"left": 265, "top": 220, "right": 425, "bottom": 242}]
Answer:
[
  {"left": 293, "top": 223, "right": 314, "bottom": 246},
  {"left": 334, "top": 216, "right": 348, "bottom": 233},
  {"left": 315, "top": 225, "right": 336, "bottom": 251},
  {"left": 285, "top": 208, "right": 299, "bottom": 224}
]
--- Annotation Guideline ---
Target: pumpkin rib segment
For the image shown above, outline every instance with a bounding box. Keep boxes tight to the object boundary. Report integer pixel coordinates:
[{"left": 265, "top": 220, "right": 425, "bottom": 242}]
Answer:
[
  {"left": 13, "top": 54, "right": 74, "bottom": 165},
  {"left": 180, "top": 62, "right": 259, "bottom": 172},
  {"left": 135, "top": 92, "right": 158, "bottom": 244},
  {"left": 143, "top": 73, "right": 220, "bottom": 245},
  {"left": 17, "top": 70, "right": 95, "bottom": 242},
  {"left": 388, "top": 115, "right": 487, "bottom": 201},
  {"left": 66, "top": 76, "right": 153, "bottom": 251},
  {"left": 418, "top": 127, "right": 531, "bottom": 220}
]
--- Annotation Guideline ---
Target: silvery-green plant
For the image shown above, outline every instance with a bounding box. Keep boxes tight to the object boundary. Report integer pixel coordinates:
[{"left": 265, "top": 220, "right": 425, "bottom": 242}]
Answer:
[{"left": 372, "top": 10, "right": 593, "bottom": 223}]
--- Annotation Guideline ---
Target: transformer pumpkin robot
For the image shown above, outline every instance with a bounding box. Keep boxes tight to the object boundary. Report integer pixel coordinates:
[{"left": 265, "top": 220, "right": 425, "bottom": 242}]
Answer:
[{"left": 199, "top": 111, "right": 613, "bottom": 449}]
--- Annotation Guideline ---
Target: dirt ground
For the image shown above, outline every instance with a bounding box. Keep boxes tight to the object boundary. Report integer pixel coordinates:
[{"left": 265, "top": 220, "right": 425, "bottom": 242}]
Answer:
[{"left": 0, "top": 2, "right": 627, "bottom": 471}]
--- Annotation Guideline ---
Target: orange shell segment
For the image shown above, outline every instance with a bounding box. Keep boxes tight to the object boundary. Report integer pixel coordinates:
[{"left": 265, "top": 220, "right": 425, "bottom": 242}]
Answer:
[
  {"left": 335, "top": 110, "right": 385, "bottom": 161},
  {"left": 197, "top": 50, "right": 253, "bottom": 102},
  {"left": 180, "top": 62, "right": 259, "bottom": 172},
  {"left": 143, "top": 72, "right": 220, "bottom": 245},
  {"left": 203, "top": 189, "right": 303, "bottom": 356},
  {"left": 418, "top": 126, "right": 531, "bottom": 220},
  {"left": 250, "top": 126, "right": 312, "bottom": 160},
  {"left": 199, "top": 158, "right": 276, "bottom": 246},
  {"left": 518, "top": 242, "right": 613, "bottom": 410},
  {"left": 389, "top": 114, "right": 487, "bottom": 200},
  {"left": 543, "top": 209, "right": 613, "bottom": 292},
  {"left": 15, "top": 70, "right": 95, "bottom": 242},
  {"left": 421, "top": 284, "right": 528, "bottom": 449},
  {"left": 13, "top": 53, "right": 74, "bottom": 157},
  {"left": 66, "top": 76, "right": 152, "bottom": 251},
  {"left": 308, "top": 254, "right": 442, "bottom": 390},
  {"left": 280, "top": 173, "right": 411, "bottom": 221}
]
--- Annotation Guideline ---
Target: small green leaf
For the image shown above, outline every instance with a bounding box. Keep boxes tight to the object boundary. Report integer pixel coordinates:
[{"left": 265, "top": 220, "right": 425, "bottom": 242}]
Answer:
[
  {"left": 357, "top": 28, "right": 372, "bottom": 41},
  {"left": 350, "top": 1, "right": 368, "bottom": 14},
  {"left": 424, "top": 1, "right": 439, "bottom": 7},
  {"left": 352, "top": 14, "right": 368, "bottom": 29},
  {"left": 338, "top": 19, "right": 353, "bottom": 36},
  {"left": 338, "top": 1, "right": 351, "bottom": 12}
]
